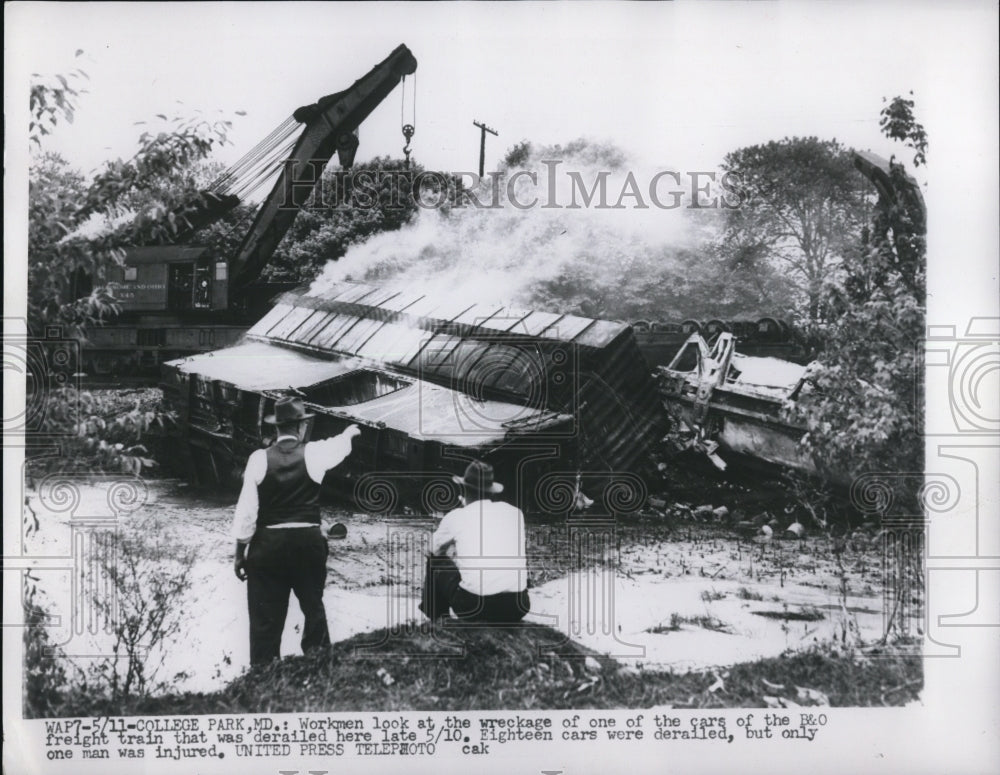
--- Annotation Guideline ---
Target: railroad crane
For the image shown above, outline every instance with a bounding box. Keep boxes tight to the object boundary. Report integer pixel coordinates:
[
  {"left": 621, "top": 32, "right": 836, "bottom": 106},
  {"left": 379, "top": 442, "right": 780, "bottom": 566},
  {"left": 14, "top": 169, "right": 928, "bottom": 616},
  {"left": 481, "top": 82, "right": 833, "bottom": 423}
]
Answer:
[{"left": 83, "top": 44, "right": 417, "bottom": 377}]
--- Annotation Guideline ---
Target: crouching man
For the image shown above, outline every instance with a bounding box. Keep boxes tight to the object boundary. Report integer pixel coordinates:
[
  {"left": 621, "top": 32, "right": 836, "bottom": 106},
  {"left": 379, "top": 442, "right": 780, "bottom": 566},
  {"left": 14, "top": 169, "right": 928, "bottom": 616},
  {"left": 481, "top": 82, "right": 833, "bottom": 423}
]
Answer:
[
  {"left": 420, "top": 461, "right": 530, "bottom": 624},
  {"left": 232, "top": 397, "right": 361, "bottom": 666}
]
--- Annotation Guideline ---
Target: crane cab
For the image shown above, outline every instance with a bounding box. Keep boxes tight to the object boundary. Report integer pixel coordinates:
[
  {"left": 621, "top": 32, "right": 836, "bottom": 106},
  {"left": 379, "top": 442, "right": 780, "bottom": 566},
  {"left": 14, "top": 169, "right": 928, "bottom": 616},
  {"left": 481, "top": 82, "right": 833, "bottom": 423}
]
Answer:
[
  {"left": 108, "top": 246, "right": 228, "bottom": 313},
  {"left": 83, "top": 246, "right": 239, "bottom": 377}
]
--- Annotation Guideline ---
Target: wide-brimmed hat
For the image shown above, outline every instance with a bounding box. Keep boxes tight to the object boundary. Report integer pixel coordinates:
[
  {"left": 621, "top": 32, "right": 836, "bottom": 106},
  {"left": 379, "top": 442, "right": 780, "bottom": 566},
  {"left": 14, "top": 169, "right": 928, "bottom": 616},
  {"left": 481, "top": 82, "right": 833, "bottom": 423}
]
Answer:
[
  {"left": 264, "top": 396, "right": 314, "bottom": 425},
  {"left": 452, "top": 460, "right": 504, "bottom": 495}
]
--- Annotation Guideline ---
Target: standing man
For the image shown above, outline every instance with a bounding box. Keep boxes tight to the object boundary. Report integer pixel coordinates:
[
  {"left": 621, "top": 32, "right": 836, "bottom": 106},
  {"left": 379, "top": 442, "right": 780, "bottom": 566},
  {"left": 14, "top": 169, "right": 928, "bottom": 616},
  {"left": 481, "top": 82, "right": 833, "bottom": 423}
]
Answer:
[
  {"left": 420, "top": 460, "right": 530, "bottom": 624},
  {"left": 232, "top": 396, "right": 361, "bottom": 666}
]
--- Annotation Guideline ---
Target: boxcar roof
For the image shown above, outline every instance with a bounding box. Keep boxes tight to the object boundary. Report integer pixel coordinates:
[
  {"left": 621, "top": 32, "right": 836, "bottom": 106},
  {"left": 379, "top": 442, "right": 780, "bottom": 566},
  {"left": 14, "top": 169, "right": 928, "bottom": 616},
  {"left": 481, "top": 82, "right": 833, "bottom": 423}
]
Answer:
[
  {"left": 168, "top": 340, "right": 567, "bottom": 447},
  {"left": 171, "top": 341, "right": 356, "bottom": 390},
  {"left": 323, "top": 379, "right": 566, "bottom": 446},
  {"left": 250, "top": 281, "right": 631, "bottom": 351},
  {"left": 239, "top": 281, "right": 665, "bottom": 470}
]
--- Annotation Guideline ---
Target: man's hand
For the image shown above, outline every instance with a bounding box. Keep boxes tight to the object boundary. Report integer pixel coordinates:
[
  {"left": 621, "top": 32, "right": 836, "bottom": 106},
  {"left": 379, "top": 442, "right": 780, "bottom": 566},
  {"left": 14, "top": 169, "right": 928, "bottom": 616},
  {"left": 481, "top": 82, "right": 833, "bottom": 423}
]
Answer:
[
  {"left": 234, "top": 541, "right": 248, "bottom": 581},
  {"left": 234, "top": 556, "right": 247, "bottom": 581},
  {"left": 345, "top": 424, "right": 362, "bottom": 440}
]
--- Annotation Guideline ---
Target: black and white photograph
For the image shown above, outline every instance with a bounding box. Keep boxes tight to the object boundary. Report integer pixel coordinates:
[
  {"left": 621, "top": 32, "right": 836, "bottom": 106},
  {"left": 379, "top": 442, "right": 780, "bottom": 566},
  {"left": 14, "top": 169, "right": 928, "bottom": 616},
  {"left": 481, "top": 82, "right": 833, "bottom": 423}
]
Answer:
[{"left": 4, "top": 3, "right": 998, "bottom": 774}]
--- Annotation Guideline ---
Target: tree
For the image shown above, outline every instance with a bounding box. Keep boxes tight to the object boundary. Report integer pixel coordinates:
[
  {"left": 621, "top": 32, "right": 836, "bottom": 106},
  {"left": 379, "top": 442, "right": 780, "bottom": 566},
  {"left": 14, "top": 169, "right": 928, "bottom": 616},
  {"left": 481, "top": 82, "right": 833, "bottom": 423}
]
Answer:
[
  {"left": 263, "top": 156, "right": 426, "bottom": 282},
  {"left": 27, "top": 63, "right": 233, "bottom": 473},
  {"left": 28, "top": 117, "right": 233, "bottom": 339},
  {"left": 721, "top": 138, "right": 871, "bottom": 322},
  {"left": 27, "top": 153, "right": 101, "bottom": 336},
  {"left": 501, "top": 140, "right": 532, "bottom": 170},
  {"left": 879, "top": 93, "right": 928, "bottom": 169},
  {"left": 29, "top": 51, "right": 88, "bottom": 146},
  {"left": 790, "top": 99, "right": 928, "bottom": 515}
]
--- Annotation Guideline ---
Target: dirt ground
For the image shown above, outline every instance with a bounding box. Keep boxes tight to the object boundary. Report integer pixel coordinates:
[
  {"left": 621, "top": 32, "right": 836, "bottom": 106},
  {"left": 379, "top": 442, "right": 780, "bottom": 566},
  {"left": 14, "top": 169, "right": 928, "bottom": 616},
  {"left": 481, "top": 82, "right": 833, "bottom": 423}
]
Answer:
[{"left": 25, "top": 477, "right": 903, "bottom": 695}]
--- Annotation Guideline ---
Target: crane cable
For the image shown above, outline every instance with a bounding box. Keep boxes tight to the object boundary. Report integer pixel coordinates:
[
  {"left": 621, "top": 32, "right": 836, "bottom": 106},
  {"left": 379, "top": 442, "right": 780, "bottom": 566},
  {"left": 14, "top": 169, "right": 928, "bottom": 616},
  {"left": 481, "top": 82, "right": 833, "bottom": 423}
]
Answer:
[
  {"left": 215, "top": 123, "right": 299, "bottom": 198},
  {"left": 208, "top": 116, "right": 300, "bottom": 198},
  {"left": 210, "top": 66, "right": 419, "bottom": 199},
  {"left": 207, "top": 117, "right": 291, "bottom": 192},
  {"left": 230, "top": 134, "right": 300, "bottom": 200},
  {"left": 401, "top": 73, "right": 416, "bottom": 168},
  {"left": 216, "top": 117, "right": 297, "bottom": 189},
  {"left": 206, "top": 70, "right": 419, "bottom": 240},
  {"left": 199, "top": 129, "right": 301, "bottom": 248}
]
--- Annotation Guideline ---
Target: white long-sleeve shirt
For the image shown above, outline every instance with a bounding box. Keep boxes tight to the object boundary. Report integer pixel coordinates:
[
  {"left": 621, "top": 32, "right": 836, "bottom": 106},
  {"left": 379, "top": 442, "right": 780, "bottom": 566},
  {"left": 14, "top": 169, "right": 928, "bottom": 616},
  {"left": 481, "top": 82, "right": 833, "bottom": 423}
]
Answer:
[
  {"left": 432, "top": 498, "right": 528, "bottom": 596},
  {"left": 231, "top": 431, "right": 355, "bottom": 542}
]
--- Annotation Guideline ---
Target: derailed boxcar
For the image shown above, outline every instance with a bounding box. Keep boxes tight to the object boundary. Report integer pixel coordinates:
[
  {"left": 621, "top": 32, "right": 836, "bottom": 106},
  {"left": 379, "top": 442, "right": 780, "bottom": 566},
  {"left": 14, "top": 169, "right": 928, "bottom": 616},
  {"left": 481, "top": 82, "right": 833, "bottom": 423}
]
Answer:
[
  {"left": 656, "top": 331, "right": 849, "bottom": 482},
  {"left": 161, "top": 281, "right": 666, "bottom": 508}
]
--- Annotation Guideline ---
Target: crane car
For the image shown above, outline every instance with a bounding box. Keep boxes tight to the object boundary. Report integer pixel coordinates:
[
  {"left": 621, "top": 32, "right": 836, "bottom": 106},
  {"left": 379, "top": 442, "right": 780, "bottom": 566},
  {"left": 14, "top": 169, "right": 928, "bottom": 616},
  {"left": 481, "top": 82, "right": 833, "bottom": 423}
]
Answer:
[{"left": 83, "top": 44, "right": 417, "bottom": 378}]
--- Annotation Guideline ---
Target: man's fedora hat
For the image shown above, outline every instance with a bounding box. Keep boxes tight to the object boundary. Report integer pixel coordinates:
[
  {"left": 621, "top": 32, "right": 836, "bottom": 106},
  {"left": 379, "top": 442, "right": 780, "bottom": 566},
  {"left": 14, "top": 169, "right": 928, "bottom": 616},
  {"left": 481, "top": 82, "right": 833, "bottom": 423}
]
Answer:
[
  {"left": 264, "top": 396, "right": 314, "bottom": 425},
  {"left": 452, "top": 460, "right": 504, "bottom": 495}
]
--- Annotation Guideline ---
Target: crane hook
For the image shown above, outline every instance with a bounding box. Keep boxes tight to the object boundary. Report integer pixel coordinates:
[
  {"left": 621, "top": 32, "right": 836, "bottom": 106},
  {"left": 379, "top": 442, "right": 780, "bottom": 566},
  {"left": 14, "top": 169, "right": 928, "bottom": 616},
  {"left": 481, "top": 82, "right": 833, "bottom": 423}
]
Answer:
[{"left": 402, "top": 124, "right": 415, "bottom": 168}]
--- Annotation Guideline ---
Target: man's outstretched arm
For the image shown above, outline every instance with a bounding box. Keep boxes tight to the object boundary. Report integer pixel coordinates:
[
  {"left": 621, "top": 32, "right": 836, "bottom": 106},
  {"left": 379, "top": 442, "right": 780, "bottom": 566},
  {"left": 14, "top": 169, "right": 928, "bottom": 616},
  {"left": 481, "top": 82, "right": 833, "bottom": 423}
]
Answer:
[{"left": 304, "top": 424, "right": 362, "bottom": 482}]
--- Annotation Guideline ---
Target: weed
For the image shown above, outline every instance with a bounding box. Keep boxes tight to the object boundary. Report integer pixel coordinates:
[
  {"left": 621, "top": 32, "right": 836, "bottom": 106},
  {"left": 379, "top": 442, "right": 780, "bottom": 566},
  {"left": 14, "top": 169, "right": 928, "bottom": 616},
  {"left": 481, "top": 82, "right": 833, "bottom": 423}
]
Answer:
[
  {"left": 89, "top": 524, "right": 197, "bottom": 704},
  {"left": 647, "top": 616, "right": 682, "bottom": 634},
  {"left": 23, "top": 576, "right": 69, "bottom": 718}
]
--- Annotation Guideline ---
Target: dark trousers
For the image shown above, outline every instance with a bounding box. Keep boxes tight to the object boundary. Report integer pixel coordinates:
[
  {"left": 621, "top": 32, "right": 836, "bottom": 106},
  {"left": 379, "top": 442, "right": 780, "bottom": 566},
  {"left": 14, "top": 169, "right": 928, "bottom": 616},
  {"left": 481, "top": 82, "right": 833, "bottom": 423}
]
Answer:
[
  {"left": 420, "top": 554, "right": 530, "bottom": 624},
  {"left": 246, "top": 527, "right": 330, "bottom": 666}
]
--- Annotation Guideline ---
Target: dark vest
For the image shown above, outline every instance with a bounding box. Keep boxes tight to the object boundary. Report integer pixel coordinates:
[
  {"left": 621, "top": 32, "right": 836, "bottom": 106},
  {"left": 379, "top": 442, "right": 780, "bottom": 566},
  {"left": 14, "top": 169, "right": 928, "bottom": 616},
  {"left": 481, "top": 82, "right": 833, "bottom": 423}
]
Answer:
[{"left": 257, "top": 439, "right": 321, "bottom": 528}]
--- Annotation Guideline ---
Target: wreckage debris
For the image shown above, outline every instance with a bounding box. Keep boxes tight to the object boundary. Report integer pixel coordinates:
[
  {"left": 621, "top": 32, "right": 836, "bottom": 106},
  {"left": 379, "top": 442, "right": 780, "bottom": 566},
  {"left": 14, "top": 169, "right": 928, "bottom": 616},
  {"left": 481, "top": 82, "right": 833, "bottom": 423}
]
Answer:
[
  {"left": 328, "top": 522, "right": 348, "bottom": 540},
  {"left": 632, "top": 317, "right": 807, "bottom": 367},
  {"left": 784, "top": 522, "right": 806, "bottom": 539},
  {"left": 657, "top": 330, "right": 848, "bottom": 484}
]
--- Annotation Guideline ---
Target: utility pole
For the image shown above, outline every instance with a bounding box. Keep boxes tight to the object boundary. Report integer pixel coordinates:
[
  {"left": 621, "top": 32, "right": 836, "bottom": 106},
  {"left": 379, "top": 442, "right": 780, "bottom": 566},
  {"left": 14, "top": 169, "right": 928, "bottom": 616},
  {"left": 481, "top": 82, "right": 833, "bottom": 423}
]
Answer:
[{"left": 473, "top": 120, "right": 498, "bottom": 179}]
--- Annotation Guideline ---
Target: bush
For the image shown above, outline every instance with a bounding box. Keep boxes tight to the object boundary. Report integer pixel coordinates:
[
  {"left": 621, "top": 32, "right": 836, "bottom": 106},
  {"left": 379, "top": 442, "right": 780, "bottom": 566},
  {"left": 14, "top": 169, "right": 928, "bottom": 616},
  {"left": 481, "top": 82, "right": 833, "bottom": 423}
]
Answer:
[
  {"left": 23, "top": 577, "right": 70, "bottom": 718},
  {"left": 88, "top": 526, "right": 198, "bottom": 705},
  {"left": 23, "top": 527, "right": 197, "bottom": 717},
  {"left": 28, "top": 388, "right": 171, "bottom": 476}
]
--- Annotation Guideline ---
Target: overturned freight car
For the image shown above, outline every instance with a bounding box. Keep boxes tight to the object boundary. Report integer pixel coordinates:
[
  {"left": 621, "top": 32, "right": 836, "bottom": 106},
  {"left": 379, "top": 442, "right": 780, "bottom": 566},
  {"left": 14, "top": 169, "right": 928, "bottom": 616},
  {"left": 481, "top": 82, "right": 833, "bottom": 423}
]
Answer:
[
  {"left": 161, "top": 281, "right": 666, "bottom": 509},
  {"left": 632, "top": 316, "right": 809, "bottom": 368},
  {"left": 656, "top": 331, "right": 850, "bottom": 484}
]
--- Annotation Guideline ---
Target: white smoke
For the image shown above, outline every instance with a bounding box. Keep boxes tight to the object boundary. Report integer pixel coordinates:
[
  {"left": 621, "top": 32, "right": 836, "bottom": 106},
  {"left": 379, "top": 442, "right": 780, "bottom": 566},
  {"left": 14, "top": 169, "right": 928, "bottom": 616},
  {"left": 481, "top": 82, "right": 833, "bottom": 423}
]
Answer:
[{"left": 309, "top": 139, "right": 718, "bottom": 316}]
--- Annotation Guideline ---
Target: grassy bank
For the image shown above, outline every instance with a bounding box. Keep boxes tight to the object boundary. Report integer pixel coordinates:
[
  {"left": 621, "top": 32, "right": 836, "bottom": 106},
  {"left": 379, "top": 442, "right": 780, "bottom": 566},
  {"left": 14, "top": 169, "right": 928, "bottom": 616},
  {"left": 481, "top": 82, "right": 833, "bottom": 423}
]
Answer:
[{"left": 49, "top": 624, "right": 921, "bottom": 716}]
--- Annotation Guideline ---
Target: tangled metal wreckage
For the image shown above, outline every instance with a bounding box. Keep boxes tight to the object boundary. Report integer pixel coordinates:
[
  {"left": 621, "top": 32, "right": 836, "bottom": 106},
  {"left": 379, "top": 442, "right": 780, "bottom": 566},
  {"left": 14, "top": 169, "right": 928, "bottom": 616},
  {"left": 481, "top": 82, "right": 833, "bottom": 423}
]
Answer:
[
  {"left": 632, "top": 316, "right": 807, "bottom": 368},
  {"left": 162, "top": 282, "right": 666, "bottom": 507},
  {"left": 656, "top": 332, "right": 823, "bottom": 478}
]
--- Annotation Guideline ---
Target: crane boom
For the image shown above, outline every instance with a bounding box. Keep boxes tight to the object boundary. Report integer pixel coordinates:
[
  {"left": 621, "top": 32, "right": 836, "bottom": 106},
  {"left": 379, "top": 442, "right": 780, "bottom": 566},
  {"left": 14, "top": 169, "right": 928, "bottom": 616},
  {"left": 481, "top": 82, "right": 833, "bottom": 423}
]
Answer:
[
  {"left": 229, "top": 43, "right": 417, "bottom": 289},
  {"left": 851, "top": 150, "right": 925, "bottom": 225}
]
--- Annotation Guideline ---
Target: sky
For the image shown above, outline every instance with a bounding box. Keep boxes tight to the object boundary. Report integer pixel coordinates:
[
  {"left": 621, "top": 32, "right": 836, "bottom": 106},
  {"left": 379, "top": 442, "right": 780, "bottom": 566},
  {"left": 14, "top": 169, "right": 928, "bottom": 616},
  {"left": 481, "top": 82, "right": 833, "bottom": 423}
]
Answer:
[
  {"left": 6, "top": 2, "right": 994, "bottom": 177},
  {"left": 5, "top": 1, "right": 999, "bottom": 317}
]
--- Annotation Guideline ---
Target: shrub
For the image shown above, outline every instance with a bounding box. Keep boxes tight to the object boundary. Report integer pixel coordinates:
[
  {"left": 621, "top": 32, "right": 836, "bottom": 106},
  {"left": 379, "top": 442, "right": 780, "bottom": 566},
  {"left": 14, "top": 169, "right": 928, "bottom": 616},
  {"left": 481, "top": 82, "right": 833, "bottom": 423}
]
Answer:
[{"left": 89, "top": 526, "right": 198, "bottom": 705}]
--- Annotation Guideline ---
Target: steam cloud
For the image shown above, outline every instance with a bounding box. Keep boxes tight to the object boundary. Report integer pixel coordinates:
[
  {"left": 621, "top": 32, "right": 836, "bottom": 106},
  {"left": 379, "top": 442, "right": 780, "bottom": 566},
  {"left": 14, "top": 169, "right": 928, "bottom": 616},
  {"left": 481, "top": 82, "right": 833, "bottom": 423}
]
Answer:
[{"left": 309, "top": 139, "right": 720, "bottom": 320}]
